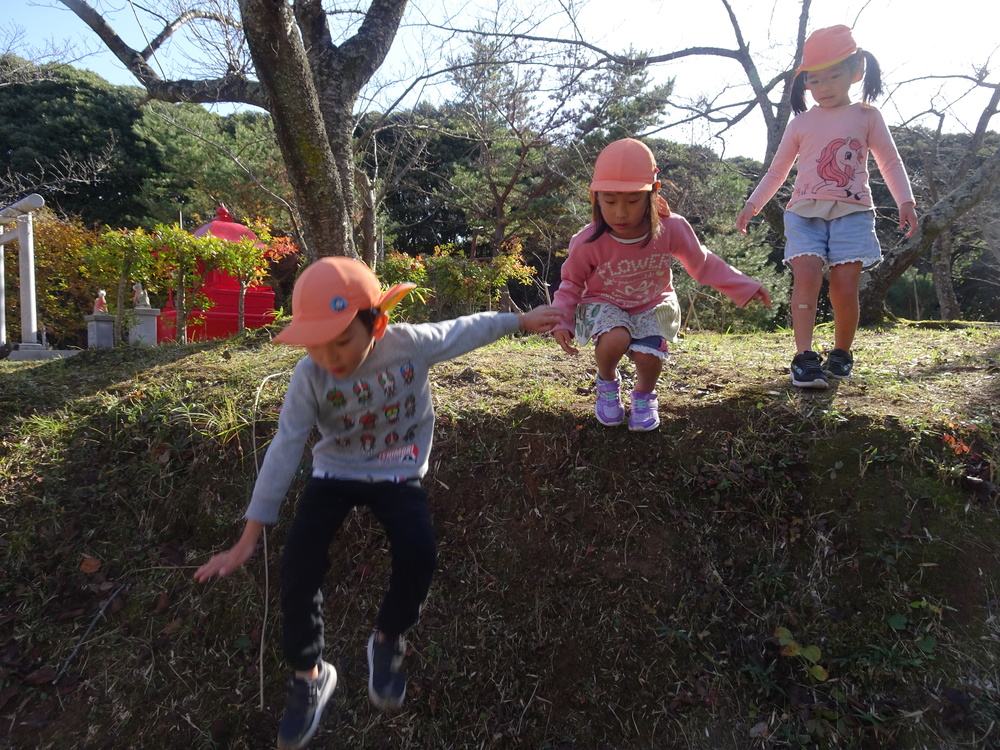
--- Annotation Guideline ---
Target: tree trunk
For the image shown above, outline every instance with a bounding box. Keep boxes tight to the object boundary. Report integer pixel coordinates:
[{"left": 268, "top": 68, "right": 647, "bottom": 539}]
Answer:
[
  {"left": 175, "top": 285, "right": 188, "bottom": 344},
  {"left": 238, "top": 282, "right": 247, "bottom": 334},
  {"left": 113, "top": 273, "right": 129, "bottom": 346},
  {"left": 930, "top": 231, "right": 962, "bottom": 320},
  {"left": 238, "top": 0, "right": 351, "bottom": 262},
  {"left": 355, "top": 168, "right": 377, "bottom": 269}
]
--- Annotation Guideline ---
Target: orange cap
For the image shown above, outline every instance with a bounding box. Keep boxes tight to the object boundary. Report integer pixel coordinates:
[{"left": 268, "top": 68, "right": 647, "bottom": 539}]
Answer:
[
  {"left": 274, "top": 256, "right": 414, "bottom": 346},
  {"left": 797, "top": 25, "right": 859, "bottom": 74},
  {"left": 590, "top": 138, "right": 659, "bottom": 192}
]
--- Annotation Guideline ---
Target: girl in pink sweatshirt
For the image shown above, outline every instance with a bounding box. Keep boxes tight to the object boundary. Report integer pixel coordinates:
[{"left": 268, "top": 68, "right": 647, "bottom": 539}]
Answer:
[
  {"left": 553, "top": 138, "right": 771, "bottom": 431},
  {"left": 737, "top": 25, "right": 918, "bottom": 389}
]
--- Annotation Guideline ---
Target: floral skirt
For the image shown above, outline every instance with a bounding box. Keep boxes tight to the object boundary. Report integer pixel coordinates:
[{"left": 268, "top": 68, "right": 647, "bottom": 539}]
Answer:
[{"left": 573, "top": 295, "right": 680, "bottom": 359}]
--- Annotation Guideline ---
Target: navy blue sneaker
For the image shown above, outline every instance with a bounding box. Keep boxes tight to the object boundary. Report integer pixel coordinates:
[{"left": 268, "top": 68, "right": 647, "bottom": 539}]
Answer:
[
  {"left": 825, "top": 348, "right": 854, "bottom": 380},
  {"left": 277, "top": 660, "right": 337, "bottom": 750},
  {"left": 790, "top": 351, "right": 828, "bottom": 389},
  {"left": 367, "top": 633, "right": 406, "bottom": 710}
]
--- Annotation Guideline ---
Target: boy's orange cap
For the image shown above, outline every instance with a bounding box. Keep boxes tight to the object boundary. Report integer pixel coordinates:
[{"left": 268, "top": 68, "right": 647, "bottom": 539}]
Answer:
[
  {"left": 797, "top": 25, "right": 859, "bottom": 74},
  {"left": 590, "top": 138, "right": 659, "bottom": 192},
  {"left": 274, "top": 256, "right": 414, "bottom": 347}
]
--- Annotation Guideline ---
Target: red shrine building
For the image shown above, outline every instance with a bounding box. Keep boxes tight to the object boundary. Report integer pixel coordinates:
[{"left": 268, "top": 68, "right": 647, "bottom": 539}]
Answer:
[{"left": 156, "top": 206, "right": 278, "bottom": 342}]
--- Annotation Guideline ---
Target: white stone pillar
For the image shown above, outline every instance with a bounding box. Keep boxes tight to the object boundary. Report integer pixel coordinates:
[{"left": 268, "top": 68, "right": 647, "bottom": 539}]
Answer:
[
  {"left": 129, "top": 308, "right": 161, "bottom": 346},
  {"left": 17, "top": 214, "right": 41, "bottom": 351},
  {"left": 85, "top": 314, "right": 116, "bottom": 348},
  {"left": 0, "top": 243, "right": 6, "bottom": 346}
]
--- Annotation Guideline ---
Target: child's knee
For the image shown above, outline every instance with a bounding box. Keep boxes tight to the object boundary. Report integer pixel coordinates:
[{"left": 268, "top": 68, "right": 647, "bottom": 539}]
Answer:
[{"left": 597, "top": 326, "right": 631, "bottom": 345}]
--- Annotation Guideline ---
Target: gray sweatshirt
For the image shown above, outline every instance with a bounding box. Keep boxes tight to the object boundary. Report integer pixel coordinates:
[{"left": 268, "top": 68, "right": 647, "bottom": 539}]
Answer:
[{"left": 245, "top": 312, "right": 520, "bottom": 524}]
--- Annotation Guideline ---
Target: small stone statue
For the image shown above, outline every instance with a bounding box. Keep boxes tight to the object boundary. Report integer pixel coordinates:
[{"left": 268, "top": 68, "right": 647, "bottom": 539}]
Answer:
[
  {"left": 133, "top": 282, "right": 150, "bottom": 308},
  {"left": 94, "top": 290, "right": 108, "bottom": 314}
]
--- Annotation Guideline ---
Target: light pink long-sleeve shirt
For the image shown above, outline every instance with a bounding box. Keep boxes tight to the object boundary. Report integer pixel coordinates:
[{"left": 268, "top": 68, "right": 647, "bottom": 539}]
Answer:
[
  {"left": 552, "top": 214, "right": 764, "bottom": 332},
  {"left": 746, "top": 103, "right": 914, "bottom": 214}
]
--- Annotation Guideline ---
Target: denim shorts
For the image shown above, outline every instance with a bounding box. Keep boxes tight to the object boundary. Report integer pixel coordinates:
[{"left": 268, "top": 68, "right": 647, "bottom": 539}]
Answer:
[{"left": 783, "top": 210, "right": 882, "bottom": 268}]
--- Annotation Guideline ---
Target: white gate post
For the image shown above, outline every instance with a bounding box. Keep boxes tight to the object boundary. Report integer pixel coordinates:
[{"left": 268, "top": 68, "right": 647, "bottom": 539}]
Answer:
[
  {"left": 0, "top": 194, "right": 45, "bottom": 355},
  {"left": 17, "top": 214, "right": 41, "bottom": 351},
  {"left": 0, "top": 243, "right": 6, "bottom": 345}
]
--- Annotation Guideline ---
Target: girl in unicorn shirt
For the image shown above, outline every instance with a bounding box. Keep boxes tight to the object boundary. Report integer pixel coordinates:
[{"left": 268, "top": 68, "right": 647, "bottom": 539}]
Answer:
[{"left": 737, "top": 25, "right": 918, "bottom": 389}]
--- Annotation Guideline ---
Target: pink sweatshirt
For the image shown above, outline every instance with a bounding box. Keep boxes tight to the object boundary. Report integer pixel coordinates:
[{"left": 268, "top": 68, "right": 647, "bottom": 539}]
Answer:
[
  {"left": 746, "top": 103, "right": 914, "bottom": 213},
  {"left": 552, "top": 214, "right": 764, "bottom": 332}
]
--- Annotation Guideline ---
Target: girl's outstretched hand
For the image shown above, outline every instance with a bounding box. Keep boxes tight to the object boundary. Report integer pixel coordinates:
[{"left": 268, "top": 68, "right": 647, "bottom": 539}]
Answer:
[
  {"left": 736, "top": 203, "right": 756, "bottom": 235},
  {"left": 518, "top": 305, "right": 563, "bottom": 333},
  {"left": 752, "top": 286, "right": 772, "bottom": 307},
  {"left": 899, "top": 202, "right": 918, "bottom": 238},
  {"left": 553, "top": 328, "right": 578, "bottom": 355}
]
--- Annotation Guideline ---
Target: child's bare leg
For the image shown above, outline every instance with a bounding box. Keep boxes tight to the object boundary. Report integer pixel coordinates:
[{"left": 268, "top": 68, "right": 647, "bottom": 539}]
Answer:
[
  {"left": 295, "top": 665, "right": 320, "bottom": 681},
  {"left": 789, "top": 255, "right": 825, "bottom": 353},
  {"left": 828, "top": 261, "right": 862, "bottom": 352},
  {"left": 594, "top": 326, "right": 631, "bottom": 381},
  {"left": 632, "top": 351, "right": 663, "bottom": 394}
]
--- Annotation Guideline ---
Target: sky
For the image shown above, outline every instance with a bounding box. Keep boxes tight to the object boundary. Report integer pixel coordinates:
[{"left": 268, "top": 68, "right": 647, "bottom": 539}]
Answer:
[{"left": 4, "top": 0, "right": 999, "bottom": 161}]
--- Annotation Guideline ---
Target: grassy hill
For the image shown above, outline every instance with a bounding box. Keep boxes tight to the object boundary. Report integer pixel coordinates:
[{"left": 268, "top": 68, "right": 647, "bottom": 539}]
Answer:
[{"left": 1, "top": 323, "right": 999, "bottom": 749}]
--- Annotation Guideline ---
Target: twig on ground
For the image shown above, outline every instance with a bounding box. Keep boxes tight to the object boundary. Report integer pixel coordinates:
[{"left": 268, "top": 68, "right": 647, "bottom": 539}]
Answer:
[{"left": 53, "top": 583, "right": 126, "bottom": 684}]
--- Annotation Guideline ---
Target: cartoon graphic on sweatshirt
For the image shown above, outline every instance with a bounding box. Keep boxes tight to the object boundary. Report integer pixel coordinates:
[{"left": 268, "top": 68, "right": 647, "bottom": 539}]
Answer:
[{"left": 812, "top": 136, "right": 867, "bottom": 200}]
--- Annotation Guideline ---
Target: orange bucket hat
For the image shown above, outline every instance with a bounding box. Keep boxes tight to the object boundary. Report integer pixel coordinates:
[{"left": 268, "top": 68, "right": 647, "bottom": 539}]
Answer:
[
  {"left": 590, "top": 138, "right": 660, "bottom": 192},
  {"left": 797, "top": 25, "right": 860, "bottom": 74},
  {"left": 274, "top": 256, "right": 414, "bottom": 346}
]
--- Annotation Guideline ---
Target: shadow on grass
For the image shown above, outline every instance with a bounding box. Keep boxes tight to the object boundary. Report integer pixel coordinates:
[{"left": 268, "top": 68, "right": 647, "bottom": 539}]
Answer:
[{"left": 2, "top": 331, "right": 999, "bottom": 749}]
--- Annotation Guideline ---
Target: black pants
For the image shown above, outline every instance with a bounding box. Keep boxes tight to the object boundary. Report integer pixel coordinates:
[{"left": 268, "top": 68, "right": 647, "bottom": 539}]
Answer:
[{"left": 280, "top": 478, "right": 437, "bottom": 672}]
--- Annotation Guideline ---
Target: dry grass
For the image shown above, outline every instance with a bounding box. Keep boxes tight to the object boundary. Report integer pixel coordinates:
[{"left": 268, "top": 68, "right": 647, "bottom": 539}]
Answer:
[{"left": 1, "top": 321, "right": 999, "bottom": 749}]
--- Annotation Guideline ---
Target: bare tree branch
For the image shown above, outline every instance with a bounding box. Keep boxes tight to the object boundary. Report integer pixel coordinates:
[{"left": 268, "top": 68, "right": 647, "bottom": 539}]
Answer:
[
  {"left": 0, "top": 141, "right": 117, "bottom": 204},
  {"left": 58, "top": 0, "right": 264, "bottom": 106}
]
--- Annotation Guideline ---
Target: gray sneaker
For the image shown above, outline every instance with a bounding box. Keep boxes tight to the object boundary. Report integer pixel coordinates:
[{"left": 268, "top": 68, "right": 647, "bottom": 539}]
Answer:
[
  {"left": 368, "top": 633, "right": 406, "bottom": 710},
  {"left": 825, "top": 348, "right": 854, "bottom": 380},
  {"left": 790, "top": 351, "right": 828, "bottom": 389},
  {"left": 277, "top": 660, "right": 337, "bottom": 750}
]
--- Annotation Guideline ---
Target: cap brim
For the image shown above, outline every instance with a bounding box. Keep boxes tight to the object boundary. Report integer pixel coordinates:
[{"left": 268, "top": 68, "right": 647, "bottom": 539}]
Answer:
[
  {"left": 797, "top": 52, "right": 855, "bottom": 74},
  {"left": 378, "top": 282, "right": 416, "bottom": 313},
  {"left": 273, "top": 316, "right": 353, "bottom": 347},
  {"left": 590, "top": 180, "right": 655, "bottom": 192}
]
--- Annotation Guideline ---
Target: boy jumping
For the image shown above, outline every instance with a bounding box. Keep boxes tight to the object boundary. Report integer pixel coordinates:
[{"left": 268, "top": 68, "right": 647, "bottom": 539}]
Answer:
[{"left": 195, "top": 256, "right": 560, "bottom": 749}]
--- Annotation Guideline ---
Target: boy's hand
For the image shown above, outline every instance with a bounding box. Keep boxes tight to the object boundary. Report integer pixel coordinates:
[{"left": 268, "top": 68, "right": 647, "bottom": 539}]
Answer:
[
  {"left": 194, "top": 525, "right": 260, "bottom": 583},
  {"left": 553, "top": 328, "right": 578, "bottom": 355},
  {"left": 517, "top": 305, "right": 563, "bottom": 333},
  {"left": 194, "top": 544, "right": 254, "bottom": 582}
]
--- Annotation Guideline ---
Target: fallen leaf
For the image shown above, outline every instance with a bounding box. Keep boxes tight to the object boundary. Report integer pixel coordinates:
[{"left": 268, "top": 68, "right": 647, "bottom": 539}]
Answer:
[
  {"left": 149, "top": 443, "right": 172, "bottom": 466},
  {"left": 25, "top": 666, "right": 58, "bottom": 685},
  {"left": 154, "top": 591, "right": 170, "bottom": 614}
]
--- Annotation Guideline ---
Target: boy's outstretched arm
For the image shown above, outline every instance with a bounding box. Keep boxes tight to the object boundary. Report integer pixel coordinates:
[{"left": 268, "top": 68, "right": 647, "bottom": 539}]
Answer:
[
  {"left": 517, "top": 304, "right": 562, "bottom": 333},
  {"left": 194, "top": 519, "right": 265, "bottom": 582}
]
